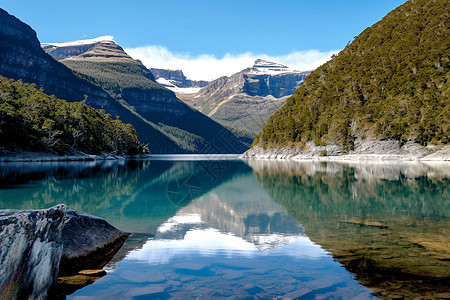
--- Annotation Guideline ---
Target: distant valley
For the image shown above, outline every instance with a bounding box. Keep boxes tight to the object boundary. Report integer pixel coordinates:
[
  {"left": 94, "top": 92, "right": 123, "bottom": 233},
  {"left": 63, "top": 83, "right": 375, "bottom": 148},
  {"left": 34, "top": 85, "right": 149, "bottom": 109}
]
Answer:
[
  {"left": 42, "top": 36, "right": 247, "bottom": 154},
  {"left": 177, "top": 60, "right": 310, "bottom": 144}
]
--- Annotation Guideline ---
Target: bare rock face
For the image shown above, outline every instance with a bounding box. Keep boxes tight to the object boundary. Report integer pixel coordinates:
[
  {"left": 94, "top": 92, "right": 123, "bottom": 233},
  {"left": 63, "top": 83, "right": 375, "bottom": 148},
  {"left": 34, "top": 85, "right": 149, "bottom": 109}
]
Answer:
[
  {"left": 0, "top": 9, "right": 112, "bottom": 111},
  {"left": 0, "top": 205, "right": 128, "bottom": 300},
  {"left": 183, "top": 59, "right": 310, "bottom": 115}
]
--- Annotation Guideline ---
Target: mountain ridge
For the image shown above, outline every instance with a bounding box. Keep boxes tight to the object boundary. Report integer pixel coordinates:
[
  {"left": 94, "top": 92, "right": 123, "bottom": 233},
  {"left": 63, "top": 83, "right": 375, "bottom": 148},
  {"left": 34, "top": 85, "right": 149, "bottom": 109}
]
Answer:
[
  {"left": 179, "top": 59, "right": 310, "bottom": 144},
  {"left": 50, "top": 37, "right": 247, "bottom": 153}
]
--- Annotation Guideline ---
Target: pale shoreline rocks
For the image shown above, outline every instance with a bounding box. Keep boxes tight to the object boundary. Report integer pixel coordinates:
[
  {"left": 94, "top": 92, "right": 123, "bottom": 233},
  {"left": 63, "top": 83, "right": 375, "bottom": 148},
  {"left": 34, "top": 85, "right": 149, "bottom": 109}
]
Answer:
[{"left": 242, "top": 140, "right": 450, "bottom": 161}]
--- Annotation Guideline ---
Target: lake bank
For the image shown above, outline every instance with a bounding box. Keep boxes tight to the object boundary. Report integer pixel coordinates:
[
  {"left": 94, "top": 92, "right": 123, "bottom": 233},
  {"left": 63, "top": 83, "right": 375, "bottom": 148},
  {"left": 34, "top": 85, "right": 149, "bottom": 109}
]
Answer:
[
  {"left": 0, "top": 150, "right": 152, "bottom": 162},
  {"left": 242, "top": 140, "right": 450, "bottom": 161},
  {"left": 0, "top": 151, "right": 241, "bottom": 162}
]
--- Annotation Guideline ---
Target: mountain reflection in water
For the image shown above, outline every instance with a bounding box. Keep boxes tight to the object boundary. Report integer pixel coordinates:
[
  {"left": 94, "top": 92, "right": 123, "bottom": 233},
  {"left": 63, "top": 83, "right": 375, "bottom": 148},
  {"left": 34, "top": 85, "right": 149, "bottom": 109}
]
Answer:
[
  {"left": 0, "top": 159, "right": 448, "bottom": 299},
  {"left": 73, "top": 167, "right": 374, "bottom": 299}
]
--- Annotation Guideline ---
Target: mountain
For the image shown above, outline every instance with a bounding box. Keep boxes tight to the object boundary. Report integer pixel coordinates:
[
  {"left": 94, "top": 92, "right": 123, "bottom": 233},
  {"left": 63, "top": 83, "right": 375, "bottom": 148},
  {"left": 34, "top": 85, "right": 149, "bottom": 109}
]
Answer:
[
  {"left": 0, "top": 8, "right": 246, "bottom": 154},
  {"left": 179, "top": 59, "right": 310, "bottom": 144},
  {"left": 150, "top": 68, "right": 209, "bottom": 94},
  {"left": 44, "top": 37, "right": 247, "bottom": 153},
  {"left": 0, "top": 9, "right": 182, "bottom": 153},
  {"left": 158, "top": 172, "right": 305, "bottom": 251},
  {"left": 252, "top": 0, "right": 449, "bottom": 153}
]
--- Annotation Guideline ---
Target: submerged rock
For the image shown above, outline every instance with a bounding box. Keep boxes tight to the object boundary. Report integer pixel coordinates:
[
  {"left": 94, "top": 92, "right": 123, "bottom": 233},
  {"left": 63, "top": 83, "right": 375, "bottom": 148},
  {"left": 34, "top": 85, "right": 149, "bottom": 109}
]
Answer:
[{"left": 0, "top": 204, "right": 128, "bottom": 300}]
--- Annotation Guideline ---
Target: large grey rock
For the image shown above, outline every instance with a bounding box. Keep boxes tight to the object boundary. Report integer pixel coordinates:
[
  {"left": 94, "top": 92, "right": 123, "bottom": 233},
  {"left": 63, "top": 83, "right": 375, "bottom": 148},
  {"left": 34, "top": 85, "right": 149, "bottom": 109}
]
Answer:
[
  {"left": 59, "top": 208, "right": 129, "bottom": 274},
  {"left": 0, "top": 204, "right": 128, "bottom": 299},
  {"left": 0, "top": 205, "right": 67, "bottom": 300}
]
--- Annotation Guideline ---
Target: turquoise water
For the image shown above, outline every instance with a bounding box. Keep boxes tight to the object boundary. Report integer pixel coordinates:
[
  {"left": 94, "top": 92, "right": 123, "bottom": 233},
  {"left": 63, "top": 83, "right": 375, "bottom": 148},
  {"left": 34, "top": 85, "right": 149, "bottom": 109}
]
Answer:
[{"left": 0, "top": 159, "right": 449, "bottom": 299}]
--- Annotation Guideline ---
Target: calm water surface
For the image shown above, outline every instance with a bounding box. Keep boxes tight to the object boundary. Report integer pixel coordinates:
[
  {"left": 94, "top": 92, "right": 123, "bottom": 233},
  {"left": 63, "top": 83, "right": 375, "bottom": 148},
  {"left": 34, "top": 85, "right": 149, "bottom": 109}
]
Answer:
[{"left": 0, "top": 158, "right": 448, "bottom": 299}]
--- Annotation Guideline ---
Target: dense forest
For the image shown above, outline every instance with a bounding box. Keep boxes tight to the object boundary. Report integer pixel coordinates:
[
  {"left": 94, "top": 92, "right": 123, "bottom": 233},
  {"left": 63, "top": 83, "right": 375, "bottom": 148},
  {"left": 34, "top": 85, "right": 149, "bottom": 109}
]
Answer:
[
  {"left": 254, "top": 0, "right": 449, "bottom": 151},
  {"left": 0, "top": 75, "right": 142, "bottom": 155}
]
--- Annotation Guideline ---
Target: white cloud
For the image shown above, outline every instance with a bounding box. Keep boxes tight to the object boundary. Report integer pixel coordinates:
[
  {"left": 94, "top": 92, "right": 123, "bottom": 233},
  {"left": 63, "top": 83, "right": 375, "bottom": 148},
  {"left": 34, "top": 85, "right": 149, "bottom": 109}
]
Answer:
[{"left": 125, "top": 45, "right": 340, "bottom": 81}]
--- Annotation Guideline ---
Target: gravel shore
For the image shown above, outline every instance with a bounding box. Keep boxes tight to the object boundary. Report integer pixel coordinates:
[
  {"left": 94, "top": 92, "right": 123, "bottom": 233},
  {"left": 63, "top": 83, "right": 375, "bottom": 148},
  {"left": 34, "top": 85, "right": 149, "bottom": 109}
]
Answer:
[{"left": 241, "top": 140, "right": 450, "bottom": 161}]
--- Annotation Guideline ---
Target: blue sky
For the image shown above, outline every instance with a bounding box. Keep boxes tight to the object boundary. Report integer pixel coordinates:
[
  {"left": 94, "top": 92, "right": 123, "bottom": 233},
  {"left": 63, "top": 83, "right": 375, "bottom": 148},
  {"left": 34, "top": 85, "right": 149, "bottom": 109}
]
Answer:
[{"left": 2, "top": 0, "right": 407, "bottom": 80}]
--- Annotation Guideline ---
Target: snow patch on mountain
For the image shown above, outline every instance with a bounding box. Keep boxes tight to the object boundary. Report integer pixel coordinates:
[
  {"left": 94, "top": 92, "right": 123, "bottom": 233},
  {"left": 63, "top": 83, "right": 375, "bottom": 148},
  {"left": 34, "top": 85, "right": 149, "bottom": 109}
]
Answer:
[
  {"left": 43, "top": 35, "right": 115, "bottom": 47},
  {"left": 156, "top": 78, "right": 203, "bottom": 94}
]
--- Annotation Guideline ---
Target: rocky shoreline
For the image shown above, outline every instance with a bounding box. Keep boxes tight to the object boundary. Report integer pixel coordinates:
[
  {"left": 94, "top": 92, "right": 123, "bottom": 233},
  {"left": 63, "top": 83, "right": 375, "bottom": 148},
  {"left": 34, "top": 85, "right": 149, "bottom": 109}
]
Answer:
[
  {"left": 0, "top": 150, "right": 151, "bottom": 162},
  {"left": 242, "top": 139, "right": 450, "bottom": 161}
]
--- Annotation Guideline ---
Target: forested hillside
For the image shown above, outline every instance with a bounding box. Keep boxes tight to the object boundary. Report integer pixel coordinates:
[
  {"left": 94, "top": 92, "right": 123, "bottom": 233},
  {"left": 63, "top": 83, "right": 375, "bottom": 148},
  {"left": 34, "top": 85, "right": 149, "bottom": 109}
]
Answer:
[
  {"left": 0, "top": 75, "right": 141, "bottom": 154},
  {"left": 254, "top": 0, "right": 449, "bottom": 151}
]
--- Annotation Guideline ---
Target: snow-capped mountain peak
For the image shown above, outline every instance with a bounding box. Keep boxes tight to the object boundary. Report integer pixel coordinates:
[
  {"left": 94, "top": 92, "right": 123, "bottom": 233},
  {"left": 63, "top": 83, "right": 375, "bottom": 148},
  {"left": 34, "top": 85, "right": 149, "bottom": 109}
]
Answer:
[
  {"left": 249, "top": 59, "right": 297, "bottom": 75},
  {"left": 41, "top": 36, "right": 125, "bottom": 61},
  {"left": 42, "top": 35, "right": 115, "bottom": 48}
]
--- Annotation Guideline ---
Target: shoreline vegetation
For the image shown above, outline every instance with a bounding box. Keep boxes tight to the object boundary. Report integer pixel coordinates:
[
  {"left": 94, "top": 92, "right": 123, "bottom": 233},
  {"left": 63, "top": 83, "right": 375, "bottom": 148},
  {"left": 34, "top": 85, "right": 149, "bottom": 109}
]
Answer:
[{"left": 0, "top": 75, "right": 146, "bottom": 156}]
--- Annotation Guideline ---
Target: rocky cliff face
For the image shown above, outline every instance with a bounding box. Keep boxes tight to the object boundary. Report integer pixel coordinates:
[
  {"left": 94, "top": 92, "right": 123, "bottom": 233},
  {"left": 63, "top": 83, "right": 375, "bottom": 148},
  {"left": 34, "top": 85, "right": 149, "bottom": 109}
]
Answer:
[
  {"left": 151, "top": 68, "right": 209, "bottom": 89},
  {"left": 242, "top": 59, "right": 309, "bottom": 97},
  {"left": 0, "top": 9, "right": 110, "bottom": 111},
  {"left": 243, "top": 72, "right": 308, "bottom": 97},
  {"left": 0, "top": 205, "right": 127, "bottom": 300},
  {"left": 187, "top": 59, "right": 309, "bottom": 103}
]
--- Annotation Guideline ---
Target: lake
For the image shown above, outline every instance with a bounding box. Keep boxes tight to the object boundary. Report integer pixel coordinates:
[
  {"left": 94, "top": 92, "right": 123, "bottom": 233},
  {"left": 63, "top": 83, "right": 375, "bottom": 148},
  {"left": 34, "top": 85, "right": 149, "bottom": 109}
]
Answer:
[{"left": 0, "top": 158, "right": 448, "bottom": 299}]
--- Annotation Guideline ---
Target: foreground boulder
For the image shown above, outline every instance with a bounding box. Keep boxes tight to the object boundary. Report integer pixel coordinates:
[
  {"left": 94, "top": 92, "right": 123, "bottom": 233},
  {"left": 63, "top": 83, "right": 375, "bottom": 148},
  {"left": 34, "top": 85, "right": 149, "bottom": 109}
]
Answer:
[
  {"left": 0, "top": 205, "right": 128, "bottom": 300},
  {"left": 59, "top": 208, "right": 129, "bottom": 275}
]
